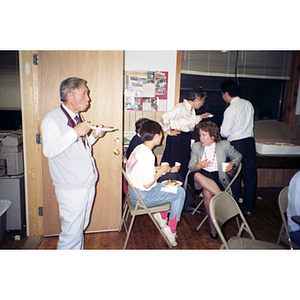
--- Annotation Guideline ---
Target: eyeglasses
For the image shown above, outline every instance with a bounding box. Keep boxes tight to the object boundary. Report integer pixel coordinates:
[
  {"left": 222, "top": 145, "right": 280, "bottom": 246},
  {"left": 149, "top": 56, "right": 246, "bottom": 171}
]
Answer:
[{"left": 197, "top": 97, "right": 206, "bottom": 103}]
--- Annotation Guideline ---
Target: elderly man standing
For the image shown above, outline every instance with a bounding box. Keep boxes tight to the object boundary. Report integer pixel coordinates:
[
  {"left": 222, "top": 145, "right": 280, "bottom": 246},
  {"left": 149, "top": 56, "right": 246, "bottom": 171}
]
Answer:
[
  {"left": 41, "top": 77, "right": 106, "bottom": 250},
  {"left": 220, "top": 79, "right": 257, "bottom": 217}
]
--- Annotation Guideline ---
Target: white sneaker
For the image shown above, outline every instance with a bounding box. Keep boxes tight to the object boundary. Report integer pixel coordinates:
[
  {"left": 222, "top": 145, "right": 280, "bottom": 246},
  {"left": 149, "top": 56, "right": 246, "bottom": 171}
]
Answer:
[
  {"left": 162, "top": 226, "right": 177, "bottom": 247},
  {"left": 153, "top": 213, "right": 168, "bottom": 228}
]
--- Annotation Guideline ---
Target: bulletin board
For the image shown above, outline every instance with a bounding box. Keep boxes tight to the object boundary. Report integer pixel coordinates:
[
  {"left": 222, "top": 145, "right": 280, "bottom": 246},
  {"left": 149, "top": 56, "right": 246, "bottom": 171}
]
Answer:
[{"left": 124, "top": 70, "right": 168, "bottom": 111}]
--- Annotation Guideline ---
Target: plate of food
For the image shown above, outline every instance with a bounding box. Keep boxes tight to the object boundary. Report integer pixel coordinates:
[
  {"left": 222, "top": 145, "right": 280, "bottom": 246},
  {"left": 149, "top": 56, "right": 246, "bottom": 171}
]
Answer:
[
  {"left": 161, "top": 179, "right": 183, "bottom": 186},
  {"left": 88, "top": 125, "right": 118, "bottom": 132}
]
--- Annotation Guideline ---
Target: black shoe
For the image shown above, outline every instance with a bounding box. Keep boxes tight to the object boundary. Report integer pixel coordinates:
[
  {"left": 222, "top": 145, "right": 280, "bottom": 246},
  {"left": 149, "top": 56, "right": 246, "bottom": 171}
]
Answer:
[
  {"left": 243, "top": 210, "right": 253, "bottom": 217},
  {"left": 210, "top": 232, "right": 219, "bottom": 240},
  {"left": 183, "top": 205, "right": 204, "bottom": 215}
]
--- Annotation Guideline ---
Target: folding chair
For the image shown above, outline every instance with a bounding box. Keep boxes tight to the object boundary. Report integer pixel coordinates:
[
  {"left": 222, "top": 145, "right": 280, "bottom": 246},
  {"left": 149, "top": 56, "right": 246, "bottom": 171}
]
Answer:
[
  {"left": 210, "top": 192, "right": 284, "bottom": 249},
  {"left": 277, "top": 186, "right": 296, "bottom": 249},
  {"left": 119, "top": 167, "right": 172, "bottom": 249},
  {"left": 191, "top": 163, "right": 242, "bottom": 231}
]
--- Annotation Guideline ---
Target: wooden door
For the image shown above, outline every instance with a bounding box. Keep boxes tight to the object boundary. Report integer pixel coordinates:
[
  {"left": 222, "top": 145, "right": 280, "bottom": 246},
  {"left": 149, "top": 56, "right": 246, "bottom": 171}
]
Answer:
[{"left": 36, "top": 51, "right": 123, "bottom": 236}]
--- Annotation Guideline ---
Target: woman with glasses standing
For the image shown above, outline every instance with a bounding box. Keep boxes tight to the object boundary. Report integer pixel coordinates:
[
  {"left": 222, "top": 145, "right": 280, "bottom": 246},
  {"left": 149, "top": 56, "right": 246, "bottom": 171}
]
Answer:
[
  {"left": 159, "top": 87, "right": 212, "bottom": 213},
  {"left": 159, "top": 87, "right": 211, "bottom": 181}
]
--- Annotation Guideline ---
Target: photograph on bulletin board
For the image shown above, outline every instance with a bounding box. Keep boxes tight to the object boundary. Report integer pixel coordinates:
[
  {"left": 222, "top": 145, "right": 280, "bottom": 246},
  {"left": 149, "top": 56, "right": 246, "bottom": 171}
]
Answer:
[{"left": 125, "top": 70, "right": 168, "bottom": 111}]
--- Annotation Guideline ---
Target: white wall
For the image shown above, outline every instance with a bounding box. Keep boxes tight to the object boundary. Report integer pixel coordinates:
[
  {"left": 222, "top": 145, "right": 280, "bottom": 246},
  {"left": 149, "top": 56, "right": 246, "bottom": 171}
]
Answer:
[{"left": 124, "top": 50, "right": 177, "bottom": 110}]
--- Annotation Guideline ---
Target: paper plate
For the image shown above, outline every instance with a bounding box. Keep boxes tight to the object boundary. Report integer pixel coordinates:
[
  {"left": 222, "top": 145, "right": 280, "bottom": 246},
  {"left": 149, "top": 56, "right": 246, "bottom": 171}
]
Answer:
[
  {"left": 161, "top": 180, "right": 182, "bottom": 186},
  {"left": 88, "top": 126, "right": 117, "bottom": 132}
]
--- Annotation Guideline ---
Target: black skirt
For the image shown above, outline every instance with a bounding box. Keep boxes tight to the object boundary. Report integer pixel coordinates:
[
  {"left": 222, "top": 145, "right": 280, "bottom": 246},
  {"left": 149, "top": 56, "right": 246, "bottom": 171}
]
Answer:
[
  {"left": 188, "top": 169, "right": 224, "bottom": 193},
  {"left": 161, "top": 131, "right": 191, "bottom": 180}
]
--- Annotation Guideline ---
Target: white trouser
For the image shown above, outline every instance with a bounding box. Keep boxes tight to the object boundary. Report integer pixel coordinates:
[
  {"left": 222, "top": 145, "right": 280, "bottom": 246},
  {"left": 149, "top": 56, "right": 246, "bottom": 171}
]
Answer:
[{"left": 55, "top": 186, "right": 95, "bottom": 250}]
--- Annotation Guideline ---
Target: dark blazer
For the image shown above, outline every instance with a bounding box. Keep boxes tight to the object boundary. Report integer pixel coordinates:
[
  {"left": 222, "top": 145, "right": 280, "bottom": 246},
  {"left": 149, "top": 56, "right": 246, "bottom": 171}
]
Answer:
[{"left": 126, "top": 134, "right": 143, "bottom": 159}]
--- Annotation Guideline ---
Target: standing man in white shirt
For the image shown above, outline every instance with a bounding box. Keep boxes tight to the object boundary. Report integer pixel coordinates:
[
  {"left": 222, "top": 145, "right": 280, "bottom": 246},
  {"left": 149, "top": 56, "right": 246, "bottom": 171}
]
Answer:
[
  {"left": 41, "top": 77, "right": 106, "bottom": 249},
  {"left": 220, "top": 80, "right": 256, "bottom": 216}
]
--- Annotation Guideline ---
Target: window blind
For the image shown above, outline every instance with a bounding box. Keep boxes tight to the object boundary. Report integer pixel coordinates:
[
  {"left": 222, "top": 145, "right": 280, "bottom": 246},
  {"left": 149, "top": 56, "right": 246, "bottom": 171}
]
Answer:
[
  {"left": 181, "top": 50, "right": 293, "bottom": 80},
  {"left": 0, "top": 51, "right": 21, "bottom": 110}
]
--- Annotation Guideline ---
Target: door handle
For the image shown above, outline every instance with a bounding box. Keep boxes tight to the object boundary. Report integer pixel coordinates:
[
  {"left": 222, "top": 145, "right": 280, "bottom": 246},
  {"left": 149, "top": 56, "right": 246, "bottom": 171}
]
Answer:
[{"left": 114, "top": 149, "right": 120, "bottom": 155}]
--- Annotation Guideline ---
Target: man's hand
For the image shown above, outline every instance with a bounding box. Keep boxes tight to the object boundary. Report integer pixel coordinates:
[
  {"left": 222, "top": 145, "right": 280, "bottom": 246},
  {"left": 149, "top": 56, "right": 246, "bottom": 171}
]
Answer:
[
  {"left": 93, "top": 129, "right": 106, "bottom": 138},
  {"left": 74, "top": 121, "right": 92, "bottom": 137},
  {"left": 92, "top": 124, "right": 106, "bottom": 138}
]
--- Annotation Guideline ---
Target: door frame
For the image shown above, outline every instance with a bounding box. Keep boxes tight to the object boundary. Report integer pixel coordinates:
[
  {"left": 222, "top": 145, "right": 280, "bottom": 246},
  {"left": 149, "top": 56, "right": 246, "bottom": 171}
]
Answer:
[{"left": 19, "top": 50, "right": 43, "bottom": 236}]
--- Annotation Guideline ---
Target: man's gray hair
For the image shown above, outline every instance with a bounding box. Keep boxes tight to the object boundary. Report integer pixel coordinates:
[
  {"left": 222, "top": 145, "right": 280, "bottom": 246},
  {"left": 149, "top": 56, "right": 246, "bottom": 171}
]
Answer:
[{"left": 60, "top": 77, "right": 87, "bottom": 102}]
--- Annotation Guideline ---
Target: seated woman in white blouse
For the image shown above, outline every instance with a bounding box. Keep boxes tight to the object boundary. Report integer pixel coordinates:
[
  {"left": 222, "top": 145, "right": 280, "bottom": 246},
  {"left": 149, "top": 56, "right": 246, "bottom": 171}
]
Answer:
[{"left": 188, "top": 121, "right": 242, "bottom": 239}]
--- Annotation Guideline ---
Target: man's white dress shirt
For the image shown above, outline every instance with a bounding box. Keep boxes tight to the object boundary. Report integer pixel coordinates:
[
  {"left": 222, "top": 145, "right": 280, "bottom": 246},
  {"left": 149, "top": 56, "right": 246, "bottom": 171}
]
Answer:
[{"left": 220, "top": 97, "right": 254, "bottom": 142}]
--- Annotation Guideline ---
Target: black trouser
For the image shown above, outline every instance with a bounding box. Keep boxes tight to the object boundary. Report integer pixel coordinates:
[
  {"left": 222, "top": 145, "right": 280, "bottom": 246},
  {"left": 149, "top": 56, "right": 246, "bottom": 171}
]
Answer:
[{"left": 230, "top": 137, "right": 257, "bottom": 212}]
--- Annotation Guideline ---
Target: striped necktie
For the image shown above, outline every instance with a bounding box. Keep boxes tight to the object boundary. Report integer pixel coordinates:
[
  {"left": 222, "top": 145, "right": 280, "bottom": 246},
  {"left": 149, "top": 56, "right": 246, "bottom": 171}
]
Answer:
[
  {"left": 75, "top": 115, "right": 82, "bottom": 124},
  {"left": 74, "top": 115, "right": 86, "bottom": 148}
]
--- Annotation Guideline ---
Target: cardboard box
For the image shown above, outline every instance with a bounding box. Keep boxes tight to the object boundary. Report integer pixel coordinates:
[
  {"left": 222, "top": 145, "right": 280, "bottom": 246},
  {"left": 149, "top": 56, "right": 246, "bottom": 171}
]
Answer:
[
  {"left": 254, "top": 120, "right": 298, "bottom": 142},
  {"left": 254, "top": 120, "right": 300, "bottom": 155}
]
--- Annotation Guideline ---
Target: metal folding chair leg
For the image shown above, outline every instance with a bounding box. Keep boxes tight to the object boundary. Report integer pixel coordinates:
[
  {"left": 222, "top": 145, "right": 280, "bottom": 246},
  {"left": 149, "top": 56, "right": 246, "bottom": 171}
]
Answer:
[
  {"left": 122, "top": 211, "right": 136, "bottom": 250},
  {"left": 119, "top": 201, "right": 129, "bottom": 233},
  {"left": 276, "top": 223, "right": 285, "bottom": 244},
  {"left": 277, "top": 186, "right": 295, "bottom": 249},
  {"left": 196, "top": 215, "right": 208, "bottom": 231},
  {"left": 191, "top": 197, "right": 209, "bottom": 231},
  {"left": 192, "top": 197, "right": 203, "bottom": 215},
  {"left": 119, "top": 167, "right": 173, "bottom": 249},
  {"left": 119, "top": 202, "right": 172, "bottom": 249},
  {"left": 192, "top": 163, "right": 242, "bottom": 232},
  {"left": 148, "top": 212, "right": 172, "bottom": 249}
]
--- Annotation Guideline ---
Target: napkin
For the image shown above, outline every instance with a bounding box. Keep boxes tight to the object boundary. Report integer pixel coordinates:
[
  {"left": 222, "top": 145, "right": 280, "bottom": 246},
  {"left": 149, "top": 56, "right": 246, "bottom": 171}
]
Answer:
[{"left": 161, "top": 185, "right": 178, "bottom": 194}]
